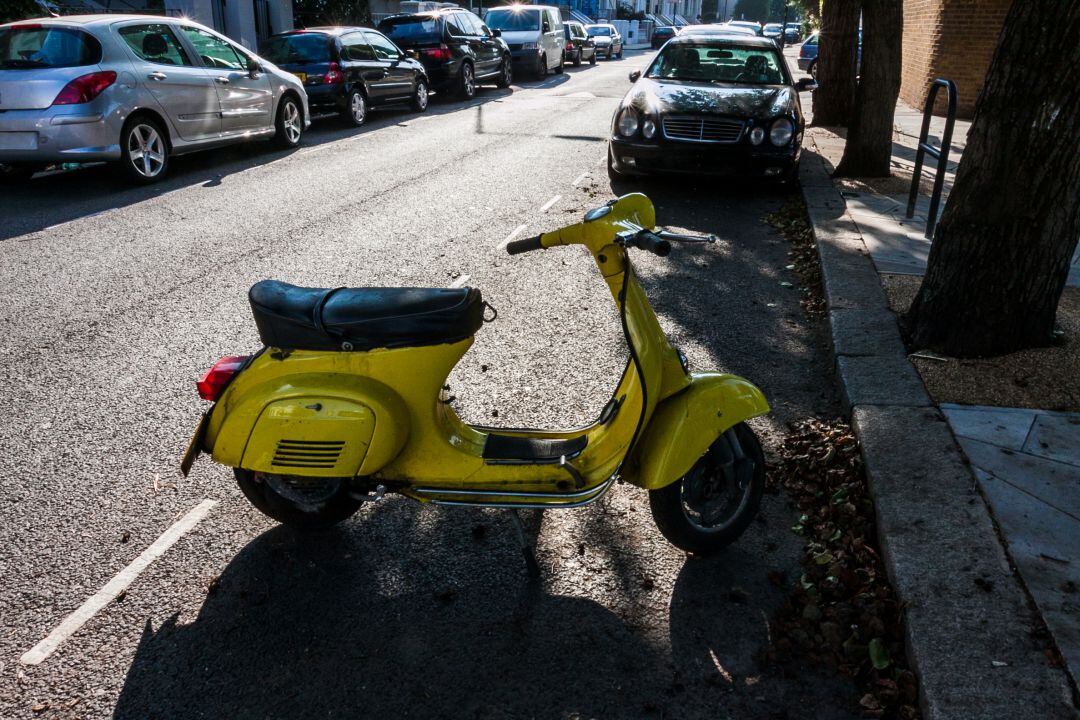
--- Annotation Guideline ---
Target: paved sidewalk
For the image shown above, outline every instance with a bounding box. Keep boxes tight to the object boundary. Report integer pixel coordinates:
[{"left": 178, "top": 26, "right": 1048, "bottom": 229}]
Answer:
[{"left": 941, "top": 404, "right": 1080, "bottom": 683}]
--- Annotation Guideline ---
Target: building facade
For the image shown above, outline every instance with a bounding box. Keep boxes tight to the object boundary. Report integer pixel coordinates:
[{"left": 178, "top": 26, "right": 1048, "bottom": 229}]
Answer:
[
  {"left": 901, "top": 0, "right": 1010, "bottom": 118},
  {"left": 164, "top": 0, "right": 293, "bottom": 50}
]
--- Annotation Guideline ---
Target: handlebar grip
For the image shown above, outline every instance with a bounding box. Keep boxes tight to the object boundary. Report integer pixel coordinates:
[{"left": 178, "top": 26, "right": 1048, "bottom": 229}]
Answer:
[
  {"left": 636, "top": 231, "right": 672, "bottom": 257},
  {"left": 506, "top": 234, "right": 544, "bottom": 255}
]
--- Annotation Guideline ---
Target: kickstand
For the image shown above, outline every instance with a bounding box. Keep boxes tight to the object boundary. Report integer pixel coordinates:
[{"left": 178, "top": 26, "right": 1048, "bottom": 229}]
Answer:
[{"left": 508, "top": 509, "right": 541, "bottom": 579}]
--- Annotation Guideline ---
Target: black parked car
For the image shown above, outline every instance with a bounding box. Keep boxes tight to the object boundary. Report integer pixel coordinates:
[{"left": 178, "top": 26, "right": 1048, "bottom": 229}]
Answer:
[
  {"left": 651, "top": 26, "right": 678, "bottom": 49},
  {"left": 260, "top": 27, "right": 429, "bottom": 127},
  {"left": 378, "top": 9, "right": 512, "bottom": 99},
  {"left": 563, "top": 20, "right": 596, "bottom": 66},
  {"left": 608, "top": 36, "right": 814, "bottom": 184}
]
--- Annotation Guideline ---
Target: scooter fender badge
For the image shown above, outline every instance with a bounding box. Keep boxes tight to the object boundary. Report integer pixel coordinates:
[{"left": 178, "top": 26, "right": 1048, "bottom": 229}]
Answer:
[{"left": 584, "top": 204, "right": 613, "bottom": 223}]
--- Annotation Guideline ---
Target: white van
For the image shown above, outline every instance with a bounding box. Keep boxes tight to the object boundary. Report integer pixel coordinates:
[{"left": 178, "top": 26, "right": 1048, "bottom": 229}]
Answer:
[{"left": 484, "top": 5, "right": 564, "bottom": 77}]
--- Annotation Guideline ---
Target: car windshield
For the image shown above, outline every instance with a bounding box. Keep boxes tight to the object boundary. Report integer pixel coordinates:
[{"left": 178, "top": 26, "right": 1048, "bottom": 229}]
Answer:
[
  {"left": 0, "top": 25, "right": 101, "bottom": 69},
  {"left": 764, "top": 24, "right": 781, "bottom": 31},
  {"left": 486, "top": 9, "right": 540, "bottom": 32},
  {"left": 260, "top": 33, "right": 330, "bottom": 64},
  {"left": 587, "top": 26, "right": 612, "bottom": 36},
  {"left": 647, "top": 44, "right": 785, "bottom": 84},
  {"left": 378, "top": 16, "right": 442, "bottom": 43}
]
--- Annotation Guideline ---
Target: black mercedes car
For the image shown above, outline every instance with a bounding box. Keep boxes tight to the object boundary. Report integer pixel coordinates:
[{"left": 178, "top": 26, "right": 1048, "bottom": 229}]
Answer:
[{"left": 607, "top": 36, "right": 814, "bottom": 184}]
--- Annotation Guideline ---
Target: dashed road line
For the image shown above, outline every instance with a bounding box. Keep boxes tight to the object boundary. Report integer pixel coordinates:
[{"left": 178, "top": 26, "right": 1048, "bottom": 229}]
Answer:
[
  {"left": 20, "top": 498, "right": 218, "bottom": 666},
  {"left": 449, "top": 273, "right": 471, "bottom": 288},
  {"left": 539, "top": 195, "right": 561, "bottom": 213},
  {"left": 572, "top": 171, "right": 589, "bottom": 186},
  {"left": 497, "top": 223, "right": 528, "bottom": 251}
]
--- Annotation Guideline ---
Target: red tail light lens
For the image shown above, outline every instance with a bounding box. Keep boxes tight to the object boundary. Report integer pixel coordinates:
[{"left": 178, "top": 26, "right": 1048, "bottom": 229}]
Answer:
[
  {"left": 566, "top": 41, "right": 574, "bottom": 51},
  {"left": 52, "top": 71, "right": 117, "bottom": 105},
  {"left": 324, "top": 61, "right": 344, "bottom": 84},
  {"left": 197, "top": 355, "right": 249, "bottom": 401},
  {"left": 420, "top": 45, "right": 452, "bottom": 61}
]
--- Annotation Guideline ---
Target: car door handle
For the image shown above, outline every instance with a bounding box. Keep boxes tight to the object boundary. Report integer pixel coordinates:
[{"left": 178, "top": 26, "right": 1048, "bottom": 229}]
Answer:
[
  {"left": 215, "top": 76, "right": 230, "bottom": 84},
  {"left": 147, "top": 71, "right": 167, "bottom": 81}
]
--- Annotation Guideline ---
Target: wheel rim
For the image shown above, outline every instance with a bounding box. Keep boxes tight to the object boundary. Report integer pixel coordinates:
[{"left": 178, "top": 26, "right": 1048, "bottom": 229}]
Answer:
[
  {"left": 350, "top": 93, "right": 365, "bottom": 124},
  {"left": 678, "top": 429, "right": 757, "bottom": 533},
  {"left": 127, "top": 123, "right": 165, "bottom": 178},
  {"left": 810, "top": 62, "right": 818, "bottom": 80},
  {"left": 502, "top": 60, "right": 512, "bottom": 84},
  {"left": 284, "top": 100, "right": 302, "bottom": 141},
  {"left": 464, "top": 65, "right": 474, "bottom": 95},
  {"left": 416, "top": 82, "right": 428, "bottom": 109}
]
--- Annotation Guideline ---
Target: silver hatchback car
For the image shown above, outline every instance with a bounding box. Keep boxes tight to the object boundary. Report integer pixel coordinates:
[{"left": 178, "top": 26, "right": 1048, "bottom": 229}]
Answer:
[{"left": 0, "top": 14, "right": 310, "bottom": 183}]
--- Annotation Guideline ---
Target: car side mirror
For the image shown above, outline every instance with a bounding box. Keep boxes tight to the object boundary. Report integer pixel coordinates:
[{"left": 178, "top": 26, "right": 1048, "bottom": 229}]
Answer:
[
  {"left": 629, "top": 70, "right": 640, "bottom": 82},
  {"left": 405, "top": 48, "right": 418, "bottom": 59},
  {"left": 491, "top": 28, "right": 501, "bottom": 37},
  {"left": 794, "top": 77, "right": 817, "bottom": 92},
  {"left": 246, "top": 56, "right": 260, "bottom": 76},
  {"left": 542, "top": 21, "right": 551, "bottom": 33}
]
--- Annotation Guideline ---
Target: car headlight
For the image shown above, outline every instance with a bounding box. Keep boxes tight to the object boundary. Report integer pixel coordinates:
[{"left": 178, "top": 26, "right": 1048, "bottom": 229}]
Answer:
[
  {"left": 617, "top": 108, "right": 639, "bottom": 137},
  {"left": 642, "top": 117, "right": 657, "bottom": 139},
  {"left": 521, "top": 42, "right": 538, "bottom": 50},
  {"left": 769, "top": 118, "right": 794, "bottom": 146},
  {"left": 749, "top": 126, "right": 765, "bottom": 145}
]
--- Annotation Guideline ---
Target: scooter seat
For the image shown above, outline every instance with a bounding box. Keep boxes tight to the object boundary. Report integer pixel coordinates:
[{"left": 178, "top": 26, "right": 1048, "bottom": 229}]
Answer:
[{"left": 249, "top": 280, "right": 485, "bottom": 352}]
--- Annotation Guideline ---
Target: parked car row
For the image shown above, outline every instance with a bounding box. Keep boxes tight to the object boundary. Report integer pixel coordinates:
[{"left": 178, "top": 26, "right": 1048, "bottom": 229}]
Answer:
[{"left": 0, "top": 5, "right": 620, "bottom": 185}]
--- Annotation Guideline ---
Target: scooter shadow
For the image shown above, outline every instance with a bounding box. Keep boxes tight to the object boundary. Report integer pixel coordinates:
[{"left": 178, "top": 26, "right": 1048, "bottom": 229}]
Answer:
[{"left": 112, "top": 507, "right": 670, "bottom": 719}]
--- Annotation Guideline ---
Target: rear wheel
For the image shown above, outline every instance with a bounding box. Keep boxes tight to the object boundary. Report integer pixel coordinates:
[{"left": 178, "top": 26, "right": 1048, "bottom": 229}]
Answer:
[
  {"left": 235, "top": 469, "right": 363, "bottom": 531},
  {"left": 809, "top": 59, "right": 818, "bottom": 81},
  {"left": 119, "top": 116, "right": 169, "bottom": 184},
  {"left": 274, "top": 95, "right": 304, "bottom": 148},
  {"left": 648, "top": 423, "right": 765, "bottom": 555},
  {"left": 496, "top": 56, "right": 513, "bottom": 88},
  {"left": 589, "top": 49, "right": 597, "bottom": 65},
  {"left": 343, "top": 88, "right": 367, "bottom": 127},
  {"left": 459, "top": 62, "right": 476, "bottom": 99},
  {"left": 411, "top": 79, "right": 429, "bottom": 112},
  {"left": 573, "top": 49, "right": 582, "bottom": 67}
]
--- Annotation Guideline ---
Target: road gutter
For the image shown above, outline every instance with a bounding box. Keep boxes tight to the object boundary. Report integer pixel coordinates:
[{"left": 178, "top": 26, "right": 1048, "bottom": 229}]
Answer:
[{"left": 799, "top": 133, "right": 1076, "bottom": 719}]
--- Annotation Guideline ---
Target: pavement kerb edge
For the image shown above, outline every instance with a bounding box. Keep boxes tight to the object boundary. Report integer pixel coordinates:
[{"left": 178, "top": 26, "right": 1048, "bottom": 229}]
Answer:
[{"left": 798, "top": 136, "right": 1077, "bottom": 719}]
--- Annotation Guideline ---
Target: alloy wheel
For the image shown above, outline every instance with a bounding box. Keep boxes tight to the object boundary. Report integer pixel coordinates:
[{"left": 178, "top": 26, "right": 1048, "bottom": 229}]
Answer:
[
  {"left": 349, "top": 93, "right": 365, "bottom": 125},
  {"left": 415, "top": 81, "right": 428, "bottom": 110},
  {"left": 284, "top": 100, "right": 302, "bottom": 142},
  {"left": 462, "top": 64, "right": 474, "bottom": 97},
  {"left": 127, "top": 123, "right": 166, "bottom": 179},
  {"left": 678, "top": 429, "right": 756, "bottom": 533}
]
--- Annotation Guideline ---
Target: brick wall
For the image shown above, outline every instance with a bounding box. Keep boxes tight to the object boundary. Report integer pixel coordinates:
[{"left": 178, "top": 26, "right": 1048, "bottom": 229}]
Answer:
[{"left": 900, "top": 0, "right": 1011, "bottom": 118}]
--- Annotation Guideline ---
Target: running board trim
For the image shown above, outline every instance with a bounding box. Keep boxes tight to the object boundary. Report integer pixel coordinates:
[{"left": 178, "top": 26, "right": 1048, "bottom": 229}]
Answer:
[{"left": 405, "top": 475, "right": 616, "bottom": 509}]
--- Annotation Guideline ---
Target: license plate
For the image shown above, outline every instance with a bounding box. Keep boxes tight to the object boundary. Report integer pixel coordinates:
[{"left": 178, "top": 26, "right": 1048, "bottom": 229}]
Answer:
[
  {"left": 0, "top": 132, "right": 38, "bottom": 151},
  {"left": 293, "top": 72, "right": 307, "bottom": 83},
  {"left": 180, "top": 411, "right": 210, "bottom": 477}
]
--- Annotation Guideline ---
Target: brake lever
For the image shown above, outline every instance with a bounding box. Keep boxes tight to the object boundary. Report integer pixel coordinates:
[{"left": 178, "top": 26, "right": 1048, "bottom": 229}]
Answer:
[{"left": 655, "top": 229, "right": 717, "bottom": 244}]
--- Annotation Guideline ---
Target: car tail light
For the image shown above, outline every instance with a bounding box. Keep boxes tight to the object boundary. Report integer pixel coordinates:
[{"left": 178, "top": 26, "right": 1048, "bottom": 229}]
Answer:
[
  {"left": 420, "top": 44, "right": 452, "bottom": 61},
  {"left": 324, "top": 61, "right": 344, "bottom": 84},
  {"left": 566, "top": 41, "right": 574, "bottom": 51},
  {"left": 52, "top": 71, "right": 117, "bottom": 105},
  {"left": 197, "top": 355, "right": 249, "bottom": 401},
  {"left": 11, "top": 23, "right": 43, "bottom": 29}
]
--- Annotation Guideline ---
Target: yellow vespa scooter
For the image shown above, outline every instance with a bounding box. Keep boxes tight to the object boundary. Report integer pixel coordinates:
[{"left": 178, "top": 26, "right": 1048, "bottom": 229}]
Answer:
[{"left": 182, "top": 193, "right": 769, "bottom": 571}]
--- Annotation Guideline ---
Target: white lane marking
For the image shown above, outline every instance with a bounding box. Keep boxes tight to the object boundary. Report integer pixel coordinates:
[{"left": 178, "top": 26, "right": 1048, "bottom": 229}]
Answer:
[
  {"left": 497, "top": 223, "right": 528, "bottom": 251},
  {"left": 539, "top": 195, "right": 561, "bottom": 213},
  {"left": 20, "top": 499, "right": 218, "bottom": 666},
  {"left": 43, "top": 210, "right": 108, "bottom": 233},
  {"left": 572, "top": 171, "right": 589, "bottom": 187},
  {"left": 449, "top": 274, "right": 470, "bottom": 288}
]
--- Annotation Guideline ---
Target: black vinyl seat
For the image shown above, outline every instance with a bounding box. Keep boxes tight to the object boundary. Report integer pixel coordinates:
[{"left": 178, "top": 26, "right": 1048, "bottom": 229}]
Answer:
[{"left": 249, "top": 279, "right": 485, "bottom": 352}]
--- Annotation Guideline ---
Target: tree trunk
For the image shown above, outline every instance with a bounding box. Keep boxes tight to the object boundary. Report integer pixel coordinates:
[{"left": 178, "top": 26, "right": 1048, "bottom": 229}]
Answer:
[
  {"left": 905, "top": 0, "right": 1080, "bottom": 357},
  {"left": 833, "top": 0, "right": 902, "bottom": 177},
  {"left": 810, "top": 0, "right": 860, "bottom": 127}
]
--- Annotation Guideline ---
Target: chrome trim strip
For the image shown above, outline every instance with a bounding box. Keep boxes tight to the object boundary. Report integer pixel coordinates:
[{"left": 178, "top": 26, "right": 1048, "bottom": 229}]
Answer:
[
  {"left": 407, "top": 474, "right": 616, "bottom": 508},
  {"left": 661, "top": 115, "right": 744, "bottom": 145}
]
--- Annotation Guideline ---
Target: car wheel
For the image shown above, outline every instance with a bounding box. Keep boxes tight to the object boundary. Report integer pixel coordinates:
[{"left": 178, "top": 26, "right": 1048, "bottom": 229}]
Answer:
[
  {"left": 119, "top": 116, "right": 169, "bottom": 184},
  {"left": 0, "top": 163, "right": 42, "bottom": 185},
  {"left": 554, "top": 53, "right": 564, "bottom": 74},
  {"left": 274, "top": 95, "right": 304, "bottom": 148},
  {"left": 573, "top": 49, "right": 582, "bottom": 67},
  {"left": 459, "top": 62, "right": 475, "bottom": 99},
  {"left": 496, "top": 56, "right": 513, "bottom": 88},
  {"left": 342, "top": 88, "right": 367, "bottom": 127},
  {"left": 411, "top": 79, "right": 429, "bottom": 112},
  {"left": 617, "top": 46, "right": 624, "bottom": 59},
  {"left": 809, "top": 59, "right": 818, "bottom": 81},
  {"left": 589, "top": 49, "right": 596, "bottom": 65},
  {"left": 607, "top": 146, "right": 622, "bottom": 181},
  {"left": 537, "top": 54, "right": 548, "bottom": 78}
]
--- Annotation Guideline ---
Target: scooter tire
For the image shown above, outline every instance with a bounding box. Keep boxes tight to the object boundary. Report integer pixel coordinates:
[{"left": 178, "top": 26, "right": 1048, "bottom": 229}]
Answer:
[
  {"left": 648, "top": 423, "right": 765, "bottom": 555},
  {"left": 235, "top": 469, "right": 362, "bottom": 531}
]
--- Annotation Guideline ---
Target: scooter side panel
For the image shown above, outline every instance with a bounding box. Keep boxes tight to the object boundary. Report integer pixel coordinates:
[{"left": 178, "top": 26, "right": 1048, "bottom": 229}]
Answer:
[{"left": 626, "top": 373, "right": 769, "bottom": 490}]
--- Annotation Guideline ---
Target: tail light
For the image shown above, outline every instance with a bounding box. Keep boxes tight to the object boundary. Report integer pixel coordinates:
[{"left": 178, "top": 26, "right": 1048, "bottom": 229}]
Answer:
[
  {"left": 324, "top": 61, "right": 344, "bottom": 84},
  {"left": 420, "top": 44, "right": 452, "bottom": 61},
  {"left": 197, "top": 355, "right": 249, "bottom": 401},
  {"left": 52, "top": 71, "right": 117, "bottom": 105},
  {"left": 566, "top": 41, "right": 574, "bottom": 51}
]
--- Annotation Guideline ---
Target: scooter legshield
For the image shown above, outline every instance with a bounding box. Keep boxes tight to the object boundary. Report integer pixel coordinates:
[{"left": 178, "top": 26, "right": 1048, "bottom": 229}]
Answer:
[{"left": 628, "top": 373, "right": 769, "bottom": 490}]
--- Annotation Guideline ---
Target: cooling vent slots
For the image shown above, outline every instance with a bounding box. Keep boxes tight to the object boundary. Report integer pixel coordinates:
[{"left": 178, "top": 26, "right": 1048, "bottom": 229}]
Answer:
[
  {"left": 272, "top": 439, "right": 345, "bottom": 468},
  {"left": 662, "top": 116, "right": 744, "bottom": 144}
]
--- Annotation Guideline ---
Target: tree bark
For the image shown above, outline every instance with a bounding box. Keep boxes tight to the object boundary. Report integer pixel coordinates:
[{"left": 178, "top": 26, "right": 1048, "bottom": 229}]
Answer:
[
  {"left": 833, "top": 0, "right": 902, "bottom": 177},
  {"left": 905, "top": 0, "right": 1080, "bottom": 357},
  {"left": 809, "top": 0, "right": 859, "bottom": 127}
]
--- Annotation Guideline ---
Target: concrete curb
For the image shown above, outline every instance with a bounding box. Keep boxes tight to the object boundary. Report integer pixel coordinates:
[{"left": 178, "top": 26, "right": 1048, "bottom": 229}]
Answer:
[{"left": 799, "top": 135, "right": 1077, "bottom": 719}]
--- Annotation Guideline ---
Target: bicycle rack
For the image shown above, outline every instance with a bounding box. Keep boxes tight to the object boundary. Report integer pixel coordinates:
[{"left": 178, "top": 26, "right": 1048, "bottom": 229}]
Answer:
[{"left": 905, "top": 78, "right": 958, "bottom": 239}]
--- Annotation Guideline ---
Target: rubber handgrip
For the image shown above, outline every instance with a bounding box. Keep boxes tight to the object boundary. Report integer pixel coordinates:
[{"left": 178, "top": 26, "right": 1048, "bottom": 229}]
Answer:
[
  {"left": 636, "top": 231, "right": 672, "bottom": 257},
  {"left": 506, "top": 234, "right": 544, "bottom": 255}
]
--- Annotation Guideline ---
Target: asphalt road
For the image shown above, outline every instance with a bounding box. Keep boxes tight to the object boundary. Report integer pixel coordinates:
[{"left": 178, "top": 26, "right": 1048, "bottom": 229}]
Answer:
[{"left": 0, "top": 47, "right": 851, "bottom": 719}]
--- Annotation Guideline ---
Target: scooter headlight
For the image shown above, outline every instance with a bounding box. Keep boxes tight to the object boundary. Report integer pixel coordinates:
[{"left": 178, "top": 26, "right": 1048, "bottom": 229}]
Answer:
[
  {"left": 749, "top": 126, "right": 766, "bottom": 145},
  {"left": 617, "top": 108, "right": 639, "bottom": 137},
  {"left": 769, "top": 118, "right": 795, "bottom": 146},
  {"left": 642, "top": 117, "right": 657, "bottom": 139}
]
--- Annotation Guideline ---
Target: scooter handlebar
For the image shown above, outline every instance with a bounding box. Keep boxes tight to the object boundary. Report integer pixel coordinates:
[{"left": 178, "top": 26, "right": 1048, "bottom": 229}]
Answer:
[
  {"left": 627, "top": 231, "right": 671, "bottom": 257},
  {"left": 505, "top": 234, "right": 544, "bottom": 255}
]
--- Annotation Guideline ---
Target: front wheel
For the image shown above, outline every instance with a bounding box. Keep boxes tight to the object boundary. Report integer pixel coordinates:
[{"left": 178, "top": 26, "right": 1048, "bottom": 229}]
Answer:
[
  {"left": 411, "top": 79, "right": 429, "bottom": 112},
  {"left": 589, "top": 50, "right": 596, "bottom": 66},
  {"left": 649, "top": 423, "right": 765, "bottom": 555},
  {"left": 537, "top": 54, "right": 548, "bottom": 78},
  {"left": 274, "top": 95, "right": 304, "bottom": 148},
  {"left": 554, "top": 54, "right": 564, "bottom": 74},
  {"left": 496, "top": 56, "right": 513, "bottom": 88},
  {"left": 235, "top": 469, "right": 363, "bottom": 531}
]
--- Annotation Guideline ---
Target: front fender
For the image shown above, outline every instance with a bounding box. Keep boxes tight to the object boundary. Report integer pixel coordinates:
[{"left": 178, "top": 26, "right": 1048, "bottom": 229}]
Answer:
[{"left": 627, "top": 373, "right": 769, "bottom": 490}]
